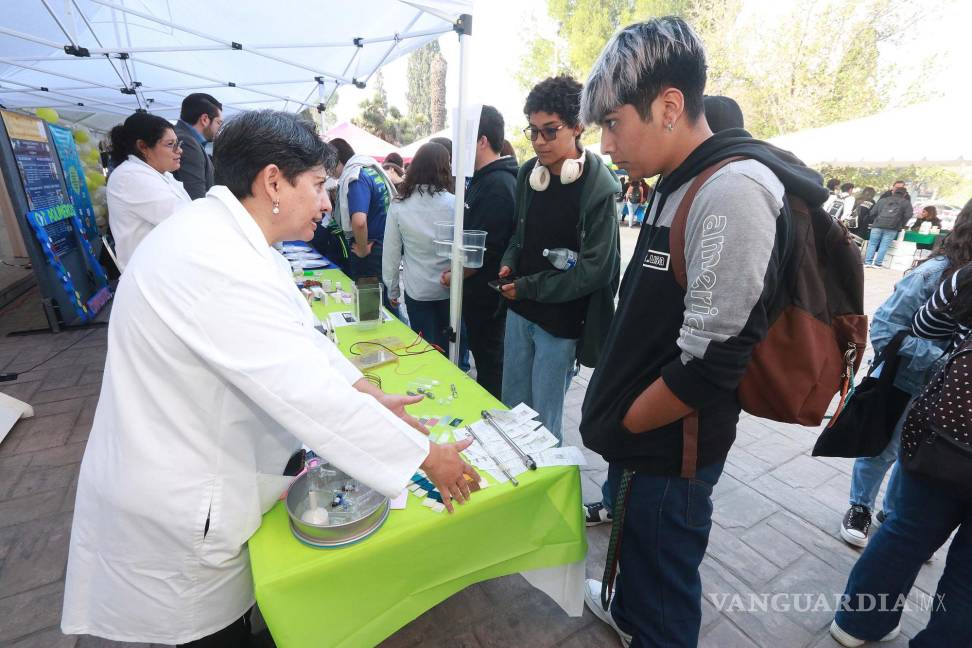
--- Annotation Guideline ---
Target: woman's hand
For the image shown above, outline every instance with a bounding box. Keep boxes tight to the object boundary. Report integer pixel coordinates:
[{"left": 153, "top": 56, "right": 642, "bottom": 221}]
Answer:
[
  {"left": 376, "top": 392, "right": 429, "bottom": 435},
  {"left": 420, "top": 439, "right": 480, "bottom": 512}
]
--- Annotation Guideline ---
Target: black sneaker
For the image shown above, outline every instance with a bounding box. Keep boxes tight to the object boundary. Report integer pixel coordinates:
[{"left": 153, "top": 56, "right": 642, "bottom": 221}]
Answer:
[
  {"left": 584, "top": 502, "right": 612, "bottom": 527},
  {"left": 840, "top": 505, "right": 872, "bottom": 547}
]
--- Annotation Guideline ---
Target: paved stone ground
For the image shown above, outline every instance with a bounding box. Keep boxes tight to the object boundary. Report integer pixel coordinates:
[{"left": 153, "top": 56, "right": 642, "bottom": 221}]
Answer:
[{"left": 1, "top": 226, "right": 941, "bottom": 648}]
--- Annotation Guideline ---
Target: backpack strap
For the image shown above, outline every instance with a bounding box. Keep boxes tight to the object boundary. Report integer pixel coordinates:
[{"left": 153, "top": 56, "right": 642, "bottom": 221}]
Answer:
[
  {"left": 669, "top": 156, "right": 746, "bottom": 478},
  {"left": 670, "top": 156, "right": 746, "bottom": 289}
]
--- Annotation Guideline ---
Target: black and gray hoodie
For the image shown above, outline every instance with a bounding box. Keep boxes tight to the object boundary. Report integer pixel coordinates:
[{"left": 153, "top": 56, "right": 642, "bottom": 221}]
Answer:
[{"left": 580, "top": 129, "right": 828, "bottom": 475}]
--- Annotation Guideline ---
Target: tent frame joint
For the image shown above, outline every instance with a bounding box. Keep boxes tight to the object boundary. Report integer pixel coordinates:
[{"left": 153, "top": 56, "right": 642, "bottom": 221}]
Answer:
[
  {"left": 63, "top": 44, "right": 90, "bottom": 57},
  {"left": 454, "top": 14, "right": 473, "bottom": 36},
  {"left": 231, "top": 42, "right": 242, "bottom": 50}
]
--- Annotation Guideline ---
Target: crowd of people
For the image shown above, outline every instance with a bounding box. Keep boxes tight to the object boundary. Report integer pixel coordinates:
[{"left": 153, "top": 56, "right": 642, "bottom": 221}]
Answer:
[{"left": 65, "top": 13, "right": 972, "bottom": 648}]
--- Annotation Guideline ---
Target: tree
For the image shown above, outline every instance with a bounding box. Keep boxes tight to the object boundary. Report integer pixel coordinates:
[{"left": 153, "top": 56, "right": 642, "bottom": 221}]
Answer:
[
  {"left": 406, "top": 41, "right": 448, "bottom": 138},
  {"left": 352, "top": 71, "right": 417, "bottom": 145},
  {"left": 516, "top": 0, "right": 932, "bottom": 140}
]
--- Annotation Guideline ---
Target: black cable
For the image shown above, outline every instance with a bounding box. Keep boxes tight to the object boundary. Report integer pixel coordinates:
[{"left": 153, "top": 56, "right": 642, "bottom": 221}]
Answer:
[
  {"left": 0, "top": 329, "right": 96, "bottom": 382},
  {"left": 348, "top": 334, "right": 438, "bottom": 357}
]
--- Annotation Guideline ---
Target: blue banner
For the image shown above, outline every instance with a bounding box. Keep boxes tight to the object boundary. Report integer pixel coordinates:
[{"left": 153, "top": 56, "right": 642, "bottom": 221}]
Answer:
[{"left": 48, "top": 123, "right": 99, "bottom": 242}]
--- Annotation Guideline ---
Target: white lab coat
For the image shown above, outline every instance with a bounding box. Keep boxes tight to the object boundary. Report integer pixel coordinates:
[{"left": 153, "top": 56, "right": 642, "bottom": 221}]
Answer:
[
  {"left": 106, "top": 154, "right": 192, "bottom": 270},
  {"left": 62, "top": 186, "right": 430, "bottom": 644}
]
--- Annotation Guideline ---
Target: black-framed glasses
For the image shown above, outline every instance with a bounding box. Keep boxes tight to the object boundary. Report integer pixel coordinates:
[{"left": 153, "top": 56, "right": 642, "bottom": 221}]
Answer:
[{"left": 522, "top": 123, "right": 565, "bottom": 142}]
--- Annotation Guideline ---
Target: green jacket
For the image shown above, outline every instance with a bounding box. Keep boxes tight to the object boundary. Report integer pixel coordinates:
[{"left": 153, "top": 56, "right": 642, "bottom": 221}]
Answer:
[{"left": 500, "top": 149, "right": 621, "bottom": 367}]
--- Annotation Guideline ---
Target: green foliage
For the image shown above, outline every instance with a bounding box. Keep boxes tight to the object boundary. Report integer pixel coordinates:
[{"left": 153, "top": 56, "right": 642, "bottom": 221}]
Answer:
[
  {"left": 518, "top": 0, "right": 931, "bottom": 141},
  {"left": 352, "top": 72, "right": 417, "bottom": 146},
  {"left": 819, "top": 165, "right": 972, "bottom": 205},
  {"left": 406, "top": 42, "right": 447, "bottom": 138}
]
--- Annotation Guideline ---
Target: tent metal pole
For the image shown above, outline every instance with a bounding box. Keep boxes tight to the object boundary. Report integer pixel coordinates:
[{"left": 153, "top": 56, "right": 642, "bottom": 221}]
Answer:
[
  {"left": 66, "top": 0, "right": 132, "bottom": 90},
  {"left": 87, "top": 0, "right": 356, "bottom": 85},
  {"left": 363, "top": 11, "right": 423, "bottom": 85},
  {"left": 448, "top": 15, "right": 472, "bottom": 365},
  {"left": 0, "top": 57, "right": 124, "bottom": 92},
  {"left": 129, "top": 57, "right": 318, "bottom": 109},
  {"left": 41, "top": 0, "right": 78, "bottom": 47},
  {"left": 0, "top": 26, "right": 64, "bottom": 49}
]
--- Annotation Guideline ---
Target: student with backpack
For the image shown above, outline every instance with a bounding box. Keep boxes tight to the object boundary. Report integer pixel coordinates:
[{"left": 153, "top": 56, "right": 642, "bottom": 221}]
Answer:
[
  {"left": 837, "top": 209, "right": 972, "bottom": 547},
  {"left": 576, "top": 17, "right": 865, "bottom": 646},
  {"left": 831, "top": 231, "right": 972, "bottom": 647}
]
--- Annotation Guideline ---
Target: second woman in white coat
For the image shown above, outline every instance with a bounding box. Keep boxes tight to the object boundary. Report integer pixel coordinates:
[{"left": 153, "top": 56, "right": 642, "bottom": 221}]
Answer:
[{"left": 106, "top": 112, "right": 192, "bottom": 270}]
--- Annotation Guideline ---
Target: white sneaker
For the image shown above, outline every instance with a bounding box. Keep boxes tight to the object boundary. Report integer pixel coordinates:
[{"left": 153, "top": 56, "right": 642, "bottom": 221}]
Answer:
[
  {"left": 584, "top": 579, "right": 632, "bottom": 647},
  {"left": 829, "top": 619, "right": 901, "bottom": 647}
]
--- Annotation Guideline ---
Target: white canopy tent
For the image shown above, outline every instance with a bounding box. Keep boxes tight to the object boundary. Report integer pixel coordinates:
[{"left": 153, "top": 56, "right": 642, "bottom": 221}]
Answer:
[
  {"left": 0, "top": 0, "right": 470, "bottom": 131},
  {"left": 768, "top": 99, "right": 972, "bottom": 168},
  {"left": 0, "top": 0, "right": 476, "bottom": 364}
]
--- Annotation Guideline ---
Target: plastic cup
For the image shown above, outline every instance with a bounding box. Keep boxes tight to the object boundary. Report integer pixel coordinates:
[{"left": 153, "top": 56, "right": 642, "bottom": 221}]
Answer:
[{"left": 461, "top": 230, "right": 487, "bottom": 268}]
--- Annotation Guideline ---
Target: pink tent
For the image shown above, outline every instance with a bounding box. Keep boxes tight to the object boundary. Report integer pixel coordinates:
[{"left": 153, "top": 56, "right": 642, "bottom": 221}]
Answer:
[{"left": 323, "top": 122, "right": 398, "bottom": 162}]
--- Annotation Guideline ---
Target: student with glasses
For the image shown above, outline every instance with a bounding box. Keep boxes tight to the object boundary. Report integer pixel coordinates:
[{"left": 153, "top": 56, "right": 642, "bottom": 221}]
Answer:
[
  {"left": 106, "top": 112, "right": 192, "bottom": 270},
  {"left": 497, "top": 75, "right": 621, "bottom": 443}
]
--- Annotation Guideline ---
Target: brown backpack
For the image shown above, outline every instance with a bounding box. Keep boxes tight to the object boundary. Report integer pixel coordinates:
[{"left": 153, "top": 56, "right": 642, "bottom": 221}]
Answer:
[{"left": 670, "top": 157, "right": 868, "bottom": 477}]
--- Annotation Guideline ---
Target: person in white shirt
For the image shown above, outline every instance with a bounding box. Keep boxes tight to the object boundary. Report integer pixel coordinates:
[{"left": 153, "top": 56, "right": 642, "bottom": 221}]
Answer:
[
  {"left": 62, "top": 111, "right": 477, "bottom": 647},
  {"left": 382, "top": 142, "right": 455, "bottom": 352},
  {"left": 106, "top": 113, "right": 192, "bottom": 269}
]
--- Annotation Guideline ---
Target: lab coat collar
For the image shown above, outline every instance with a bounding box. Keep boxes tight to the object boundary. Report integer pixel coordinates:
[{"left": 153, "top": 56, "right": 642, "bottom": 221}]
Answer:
[{"left": 206, "top": 185, "right": 277, "bottom": 260}]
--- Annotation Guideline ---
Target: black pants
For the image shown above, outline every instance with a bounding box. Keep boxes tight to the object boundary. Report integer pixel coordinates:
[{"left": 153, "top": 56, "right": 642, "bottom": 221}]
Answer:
[
  {"left": 177, "top": 612, "right": 252, "bottom": 648},
  {"left": 463, "top": 290, "right": 506, "bottom": 400}
]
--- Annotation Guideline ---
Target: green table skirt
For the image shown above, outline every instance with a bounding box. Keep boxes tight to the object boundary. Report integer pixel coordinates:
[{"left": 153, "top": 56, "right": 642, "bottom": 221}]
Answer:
[{"left": 248, "top": 269, "right": 587, "bottom": 647}]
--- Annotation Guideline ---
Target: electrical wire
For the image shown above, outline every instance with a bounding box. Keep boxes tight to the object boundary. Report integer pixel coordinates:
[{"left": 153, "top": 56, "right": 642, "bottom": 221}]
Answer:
[{"left": 0, "top": 329, "right": 97, "bottom": 381}]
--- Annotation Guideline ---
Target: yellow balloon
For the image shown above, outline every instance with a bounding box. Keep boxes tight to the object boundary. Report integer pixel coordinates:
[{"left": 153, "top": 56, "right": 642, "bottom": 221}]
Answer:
[
  {"left": 73, "top": 128, "right": 91, "bottom": 144},
  {"left": 85, "top": 173, "right": 105, "bottom": 189},
  {"left": 35, "top": 107, "right": 59, "bottom": 124},
  {"left": 86, "top": 148, "right": 102, "bottom": 164}
]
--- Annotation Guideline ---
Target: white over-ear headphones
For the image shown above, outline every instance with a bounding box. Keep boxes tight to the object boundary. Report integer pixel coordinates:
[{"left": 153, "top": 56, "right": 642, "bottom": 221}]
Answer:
[{"left": 529, "top": 154, "right": 585, "bottom": 192}]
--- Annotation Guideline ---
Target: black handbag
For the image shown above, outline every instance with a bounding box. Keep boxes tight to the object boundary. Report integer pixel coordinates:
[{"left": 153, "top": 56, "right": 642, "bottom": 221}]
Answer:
[
  {"left": 900, "top": 338, "right": 972, "bottom": 500},
  {"left": 813, "top": 331, "right": 911, "bottom": 458}
]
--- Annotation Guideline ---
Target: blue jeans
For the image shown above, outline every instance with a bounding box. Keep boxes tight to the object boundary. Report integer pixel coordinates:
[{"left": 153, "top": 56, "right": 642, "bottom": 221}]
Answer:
[
  {"left": 347, "top": 240, "right": 399, "bottom": 317},
  {"left": 501, "top": 309, "right": 577, "bottom": 444},
  {"left": 403, "top": 294, "right": 450, "bottom": 355},
  {"left": 835, "top": 468, "right": 972, "bottom": 646},
  {"left": 849, "top": 404, "right": 909, "bottom": 516},
  {"left": 864, "top": 228, "right": 898, "bottom": 266},
  {"left": 607, "top": 462, "right": 725, "bottom": 648}
]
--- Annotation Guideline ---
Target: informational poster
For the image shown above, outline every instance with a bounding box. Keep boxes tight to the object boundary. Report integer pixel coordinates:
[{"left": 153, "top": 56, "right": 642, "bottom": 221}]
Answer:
[
  {"left": 0, "top": 110, "right": 111, "bottom": 329},
  {"left": 0, "top": 111, "right": 67, "bottom": 210},
  {"left": 48, "top": 123, "right": 98, "bottom": 242}
]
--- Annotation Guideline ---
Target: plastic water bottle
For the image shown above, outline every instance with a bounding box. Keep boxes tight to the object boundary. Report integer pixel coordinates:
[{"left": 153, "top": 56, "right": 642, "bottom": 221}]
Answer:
[{"left": 543, "top": 247, "right": 578, "bottom": 271}]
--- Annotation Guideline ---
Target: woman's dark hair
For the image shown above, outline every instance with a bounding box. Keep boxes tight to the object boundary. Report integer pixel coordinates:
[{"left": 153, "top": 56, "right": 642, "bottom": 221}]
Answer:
[
  {"left": 921, "top": 198, "right": 972, "bottom": 279},
  {"left": 429, "top": 137, "right": 453, "bottom": 161},
  {"left": 213, "top": 110, "right": 335, "bottom": 199},
  {"left": 108, "top": 112, "right": 173, "bottom": 166},
  {"left": 396, "top": 143, "right": 452, "bottom": 201},
  {"left": 826, "top": 178, "right": 840, "bottom": 191},
  {"left": 501, "top": 139, "right": 516, "bottom": 163},
  {"left": 860, "top": 186, "right": 876, "bottom": 203},
  {"left": 524, "top": 75, "right": 583, "bottom": 128},
  {"left": 384, "top": 152, "right": 404, "bottom": 167},
  {"left": 922, "top": 205, "right": 938, "bottom": 219},
  {"left": 949, "top": 264, "right": 972, "bottom": 325},
  {"left": 328, "top": 137, "right": 355, "bottom": 165}
]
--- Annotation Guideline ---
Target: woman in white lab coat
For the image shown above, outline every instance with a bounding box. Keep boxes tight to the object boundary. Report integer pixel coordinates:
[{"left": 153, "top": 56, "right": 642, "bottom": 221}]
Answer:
[
  {"left": 62, "top": 111, "right": 477, "bottom": 647},
  {"left": 106, "top": 112, "right": 192, "bottom": 270}
]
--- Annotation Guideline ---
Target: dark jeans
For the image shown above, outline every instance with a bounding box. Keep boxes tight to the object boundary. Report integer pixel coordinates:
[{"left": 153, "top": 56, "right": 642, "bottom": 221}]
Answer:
[
  {"left": 177, "top": 612, "right": 251, "bottom": 648},
  {"left": 835, "top": 467, "right": 972, "bottom": 646},
  {"left": 607, "top": 461, "right": 724, "bottom": 648},
  {"left": 404, "top": 294, "right": 450, "bottom": 354},
  {"left": 463, "top": 292, "right": 506, "bottom": 400},
  {"left": 347, "top": 240, "right": 398, "bottom": 317}
]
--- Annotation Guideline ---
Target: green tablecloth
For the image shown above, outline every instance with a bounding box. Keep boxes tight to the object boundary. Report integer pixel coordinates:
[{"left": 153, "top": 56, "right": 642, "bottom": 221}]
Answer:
[
  {"left": 248, "top": 269, "right": 587, "bottom": 648},
  {"left": 903, "top": 230, "right": 938, "bottom": 246}
]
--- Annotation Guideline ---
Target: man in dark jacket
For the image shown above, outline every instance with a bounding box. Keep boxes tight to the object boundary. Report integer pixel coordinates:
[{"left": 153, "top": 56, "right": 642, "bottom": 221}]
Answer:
[
  {"left": 173, "top": 93, "right": 222, "bottom": 199},
  {"left": 441, "top": 106, "right": 516, "bottom": 398},
  {"left": 864, "top": 185, "right": 913, "bottom": 267},
  {"left": 577, "top": 17, "right": 828, "bottom": 647}
]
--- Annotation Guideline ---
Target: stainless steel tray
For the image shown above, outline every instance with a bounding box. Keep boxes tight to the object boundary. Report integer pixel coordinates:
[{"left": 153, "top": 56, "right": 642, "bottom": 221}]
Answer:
[{"left": 285, "top": 467, "right": 389, "bottom": 548}]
